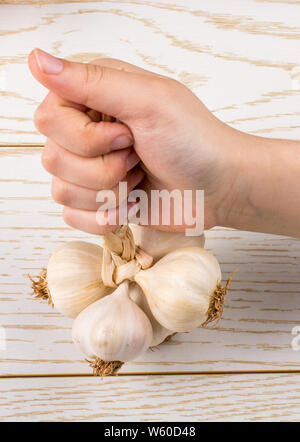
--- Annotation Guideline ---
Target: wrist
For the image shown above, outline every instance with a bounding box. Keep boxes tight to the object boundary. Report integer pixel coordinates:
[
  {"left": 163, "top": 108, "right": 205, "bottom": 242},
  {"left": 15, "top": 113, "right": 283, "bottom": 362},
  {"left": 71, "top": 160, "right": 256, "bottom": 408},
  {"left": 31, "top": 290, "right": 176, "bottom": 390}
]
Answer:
[
  {"left": 212, "top": 128, "right": 266, "bottom": 230},
  {"left": 205, "top": 125, "right": 250, "bottom": 230},
  {"left": 215, "top": 130, "right": 300, "bottom": 236}
]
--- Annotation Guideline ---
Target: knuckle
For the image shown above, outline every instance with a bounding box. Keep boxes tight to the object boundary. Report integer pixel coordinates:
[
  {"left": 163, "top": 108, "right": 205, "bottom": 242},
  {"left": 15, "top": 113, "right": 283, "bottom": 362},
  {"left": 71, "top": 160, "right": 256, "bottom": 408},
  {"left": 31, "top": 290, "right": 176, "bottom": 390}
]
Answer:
[
  {"left": 92, "top": 58, "right": 123, "bottom": 70},
  {"left": 63, "top": 207, "right": 73, "bottom": 227},
  {"left": 41, "top": 145, "right": 58, "bottom": 174},
  {"left": 51, "top": 179, "right": 68, "bottom": 205},
  {"left": 82, "top": 63, "right": 104, "bottom": 106},
  {"left": 34, "top": 105, "right": 50, "bottom": 133}
]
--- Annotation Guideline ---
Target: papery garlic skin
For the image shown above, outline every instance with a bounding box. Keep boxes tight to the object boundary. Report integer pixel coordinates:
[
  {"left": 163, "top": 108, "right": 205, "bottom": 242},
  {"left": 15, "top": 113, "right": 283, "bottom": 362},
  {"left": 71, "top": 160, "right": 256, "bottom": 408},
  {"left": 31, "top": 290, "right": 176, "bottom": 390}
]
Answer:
[
  {"left": 135, "top": 247, "right": 222, "bottom": 332},
  {"left": 130, "top": 224, "right": 205, "bottom": 262},
  {"left": 72, "top": 281, "right": 153, "bottom": 362},
  {"left": 129, "top": 283, "right": 173, "bottom": 347},
  {"left": 47, "top": 241, "right": 112, "bottom": 318}
]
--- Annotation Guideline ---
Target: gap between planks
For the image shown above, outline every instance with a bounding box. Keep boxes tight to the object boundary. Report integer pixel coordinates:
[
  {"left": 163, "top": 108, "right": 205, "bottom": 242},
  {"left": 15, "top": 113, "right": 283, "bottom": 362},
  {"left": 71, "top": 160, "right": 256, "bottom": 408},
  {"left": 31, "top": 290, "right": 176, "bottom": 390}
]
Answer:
[
  {"left": 0, "top": 143, "right": 44, "bottom": 147},
  {"left": 2, "top": 370, "right": 300, "bottom": 379}
]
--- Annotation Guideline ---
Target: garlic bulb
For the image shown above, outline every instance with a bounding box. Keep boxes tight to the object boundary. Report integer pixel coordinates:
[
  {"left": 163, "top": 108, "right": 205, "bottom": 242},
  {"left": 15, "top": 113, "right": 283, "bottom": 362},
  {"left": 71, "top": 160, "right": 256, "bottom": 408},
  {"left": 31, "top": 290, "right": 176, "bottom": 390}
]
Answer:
[
  {"left": 129, "top": 283, "right": 173, "bottom": 347},
  {"left": 47, "top": 241, "right": 112, "bottom": 318},
  {"left": 130, "top": 224, "right": 205, "bottom": 261},
  {"left": 135, "top": 247, "right": 223, "bottom": 332},
  {"left": 72, "top": 281, "right": 153, "bottom": 363}
]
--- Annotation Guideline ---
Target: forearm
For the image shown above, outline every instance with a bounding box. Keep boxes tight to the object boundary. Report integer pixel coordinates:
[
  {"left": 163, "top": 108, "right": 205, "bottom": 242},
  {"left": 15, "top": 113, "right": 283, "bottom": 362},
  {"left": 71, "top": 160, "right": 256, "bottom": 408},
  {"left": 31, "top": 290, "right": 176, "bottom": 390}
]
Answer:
[{"left": 219, "top": 131, "right": 300, "bottom": 237}]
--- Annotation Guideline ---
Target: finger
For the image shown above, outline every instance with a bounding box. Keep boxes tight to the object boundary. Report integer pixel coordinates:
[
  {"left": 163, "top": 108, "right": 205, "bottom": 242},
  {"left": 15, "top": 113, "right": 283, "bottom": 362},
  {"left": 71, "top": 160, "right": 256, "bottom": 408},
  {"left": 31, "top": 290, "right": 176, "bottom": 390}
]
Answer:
[
  {"left": 51, "top": 166, "right": 144, "bottom": 211},
  {"left": 62, "top": 206, "right": 117, "bottom": 235},
  {"left": 63, "top": 200, "right": 138, "bottom": 235},
  {"left": 34, "top": 92, "right": 133, "bottom": 157},
  {"left": 63, "top": 206, "right": 114, "bottom": 235},
  {"left": 91, "top": 57, "right": 161, "bottom": 77},
  {"left": 42, "top": 138, "right": 140, "bottom": 190},
  {"left": 28, "top": 48, "right": 164, "bottom": 120}
]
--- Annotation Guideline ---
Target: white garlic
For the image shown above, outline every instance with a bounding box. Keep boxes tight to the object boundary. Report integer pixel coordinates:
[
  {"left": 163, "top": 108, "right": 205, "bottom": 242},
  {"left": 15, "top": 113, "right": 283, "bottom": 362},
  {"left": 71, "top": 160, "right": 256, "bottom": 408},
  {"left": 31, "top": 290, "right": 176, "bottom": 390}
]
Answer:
[
  {"left": 130, "top": 224, "right": 205, "bottom": 261},
  {"left": 135, "top": 247, "right": 223, "bottom": 332},
  {"left": 129, "top": 283, "right": 173, "bottom": 347},
  {"left": 72, "top": 281, "right": 153, "bottom": 362},
  {"left": 47, "top": 241, "right": 112, "bottom": 318}
]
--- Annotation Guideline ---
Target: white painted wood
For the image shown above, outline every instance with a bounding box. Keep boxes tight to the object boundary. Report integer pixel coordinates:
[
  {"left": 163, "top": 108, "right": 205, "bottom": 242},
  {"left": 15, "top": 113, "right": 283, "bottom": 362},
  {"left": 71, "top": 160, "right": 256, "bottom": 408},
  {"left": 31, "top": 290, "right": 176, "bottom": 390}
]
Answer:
[
  {"left": 0, "top": 0, "right": 300, "bottom": 143},
  {"left": 1, "top": 147, "right": 300, "bottom": 375},
  {"left": 1, "top": 0, "right": 300, "bottom": 378},
  {"left": 1, "top": 373, "right": 300, "bottom": 422}
]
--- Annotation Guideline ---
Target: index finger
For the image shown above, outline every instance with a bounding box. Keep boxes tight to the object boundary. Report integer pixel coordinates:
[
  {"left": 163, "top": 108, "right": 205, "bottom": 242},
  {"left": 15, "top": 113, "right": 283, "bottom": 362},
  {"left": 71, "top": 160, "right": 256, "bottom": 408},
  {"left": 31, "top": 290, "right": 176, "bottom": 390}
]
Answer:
[{"left": 34, "top": 91, "right": 134, "bottom": 157}]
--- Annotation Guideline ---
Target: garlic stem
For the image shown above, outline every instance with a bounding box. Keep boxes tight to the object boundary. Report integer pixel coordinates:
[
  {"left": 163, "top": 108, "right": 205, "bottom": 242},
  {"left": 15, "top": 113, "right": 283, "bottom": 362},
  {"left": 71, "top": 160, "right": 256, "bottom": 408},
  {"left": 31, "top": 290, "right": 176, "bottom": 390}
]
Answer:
[{"left": 101, "top": 225, "right": 154, "bottom": 287}]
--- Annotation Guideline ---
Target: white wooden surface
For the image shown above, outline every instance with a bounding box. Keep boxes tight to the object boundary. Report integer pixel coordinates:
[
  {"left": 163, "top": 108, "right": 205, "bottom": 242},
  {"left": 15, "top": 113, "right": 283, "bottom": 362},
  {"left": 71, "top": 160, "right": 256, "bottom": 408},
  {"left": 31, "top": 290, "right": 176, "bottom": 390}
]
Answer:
[
  {"left": 1, "top": 373, "right": 300, "bottom": 422},
  {"left": 1, "top": 149, "right": 300, "bottom": 375},
  {"left": 1, "top": 0, "right": 300, "bottom": 144},
  {"left": 1, "top": 0, "right": 300, "bottom": 421}
]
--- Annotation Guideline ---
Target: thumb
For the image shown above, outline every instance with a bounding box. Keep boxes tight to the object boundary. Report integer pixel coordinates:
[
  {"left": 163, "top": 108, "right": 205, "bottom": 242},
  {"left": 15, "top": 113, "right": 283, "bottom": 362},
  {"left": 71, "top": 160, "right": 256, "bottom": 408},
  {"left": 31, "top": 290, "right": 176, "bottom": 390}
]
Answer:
[{"left": 28, "top": 48, "right": 156, "bottom": 120}]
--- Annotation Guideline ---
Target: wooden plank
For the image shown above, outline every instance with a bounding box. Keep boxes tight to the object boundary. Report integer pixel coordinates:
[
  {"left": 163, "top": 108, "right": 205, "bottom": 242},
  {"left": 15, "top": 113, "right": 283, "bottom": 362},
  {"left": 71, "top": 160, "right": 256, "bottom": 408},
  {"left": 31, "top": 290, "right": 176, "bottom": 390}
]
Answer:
[
  {"left": 1, "top": 146, "right": 300, "bottom": 374},
  {"left": 0, "top": 0, "right": 300, "bottom": 143},
  {"left": 1, "top": 373, "right": 300, "bottom": 421}
]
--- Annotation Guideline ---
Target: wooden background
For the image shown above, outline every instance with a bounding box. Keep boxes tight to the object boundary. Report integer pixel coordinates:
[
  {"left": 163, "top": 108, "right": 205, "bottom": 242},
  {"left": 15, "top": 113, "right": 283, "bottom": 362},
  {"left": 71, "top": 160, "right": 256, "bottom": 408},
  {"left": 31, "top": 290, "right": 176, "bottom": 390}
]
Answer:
[{"left": 1, "top": 0, "right": 300, "bottom": 421}]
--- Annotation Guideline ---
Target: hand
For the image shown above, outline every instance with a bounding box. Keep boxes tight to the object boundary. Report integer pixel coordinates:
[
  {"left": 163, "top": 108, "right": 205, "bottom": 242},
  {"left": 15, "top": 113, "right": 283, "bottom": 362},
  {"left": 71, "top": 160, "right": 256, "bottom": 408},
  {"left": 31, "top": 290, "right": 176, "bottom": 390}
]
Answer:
[{"left": 28, "top": 49, "right": 241, "bottom": 235}]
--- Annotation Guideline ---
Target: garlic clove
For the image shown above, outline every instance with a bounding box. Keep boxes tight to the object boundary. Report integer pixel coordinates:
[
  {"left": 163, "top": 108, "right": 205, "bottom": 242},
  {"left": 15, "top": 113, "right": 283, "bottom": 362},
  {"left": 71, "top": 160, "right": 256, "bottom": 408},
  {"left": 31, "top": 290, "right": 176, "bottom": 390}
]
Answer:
[
  {"left": 47, "top": 241, "right": 112, "bottom": 318},
  {"left": 129, "top": 283, "right": 173, "bottom": 347},
  {"left": 72, "top": 281, "right": 153, "bottom": 363},
  {"left": 135, "top": 247, "right": 223, "bottom": 332},
  {"left": 130, "top": 224, "right": 205, "bottom": 262}
]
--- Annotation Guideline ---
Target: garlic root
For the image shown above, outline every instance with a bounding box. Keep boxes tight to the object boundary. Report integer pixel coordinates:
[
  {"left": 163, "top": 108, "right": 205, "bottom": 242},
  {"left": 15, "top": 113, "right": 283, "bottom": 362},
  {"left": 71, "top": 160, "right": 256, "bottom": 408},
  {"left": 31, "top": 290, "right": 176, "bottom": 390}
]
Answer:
[
  {"left": 202, "top": 271, "right": 235, "bottom": 328},
  {"left": 28, "top": 268, "right": 53, "bottom": 306},
  {"left": 87, "top": 358, "right": 124, "bottom": 377}
]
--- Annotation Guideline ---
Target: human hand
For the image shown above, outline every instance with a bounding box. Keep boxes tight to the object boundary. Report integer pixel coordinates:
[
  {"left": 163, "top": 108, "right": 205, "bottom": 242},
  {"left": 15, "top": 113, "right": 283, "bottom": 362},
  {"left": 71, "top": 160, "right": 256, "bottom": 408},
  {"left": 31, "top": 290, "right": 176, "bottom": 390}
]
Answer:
[{"left": 28, "top": 49, "right": 239, "bottom": 235}]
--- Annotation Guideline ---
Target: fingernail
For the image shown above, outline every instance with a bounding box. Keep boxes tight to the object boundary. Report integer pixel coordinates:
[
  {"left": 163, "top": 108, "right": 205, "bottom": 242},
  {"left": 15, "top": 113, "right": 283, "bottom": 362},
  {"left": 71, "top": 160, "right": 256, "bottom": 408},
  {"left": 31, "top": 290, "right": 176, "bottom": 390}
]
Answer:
[
  {"left": 34, "top": 48, "right": 63, "bottom": 75},
  {"left": 111, "top": 135, "right": 133, "bottom": 151},
  {"left": 126, "top": 151, "right": 140, "bottom": 171}
]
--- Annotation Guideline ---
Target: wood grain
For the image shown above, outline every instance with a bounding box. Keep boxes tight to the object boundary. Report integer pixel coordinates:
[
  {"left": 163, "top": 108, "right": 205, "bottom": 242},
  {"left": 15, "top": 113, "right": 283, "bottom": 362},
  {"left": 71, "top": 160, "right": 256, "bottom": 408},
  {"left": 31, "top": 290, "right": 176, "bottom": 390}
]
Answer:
[
  {"left": 0, "top": 0, "right": 300, "bottom": 143},
  {"left": 1, "top": 146, "right": 300, "bottom": 375},
  {"left": 1, "top": 0, "right": 300, "bottom": 421},
  {"left": 1, "top": 373, "right": 300, "bottom": 421}
]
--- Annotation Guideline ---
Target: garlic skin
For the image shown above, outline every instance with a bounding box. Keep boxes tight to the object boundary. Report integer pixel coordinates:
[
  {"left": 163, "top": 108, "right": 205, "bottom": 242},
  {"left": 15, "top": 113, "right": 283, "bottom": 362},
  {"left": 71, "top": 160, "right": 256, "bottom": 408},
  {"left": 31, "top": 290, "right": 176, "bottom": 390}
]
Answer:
[
  {"left": 129, "top": 283, "right": 173, "bottom": 347},
  {"left": 47, "top": 241, "right": 112, "bottom": 318},
  {"left": 72, "top": 281, "right": 153, "bottom": 362},
  {"left": 129, "top": 224, "right": 205, "bottom": 262},
  {"left": 135, "top": 247, "right": 222, "bottom": 332}
]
